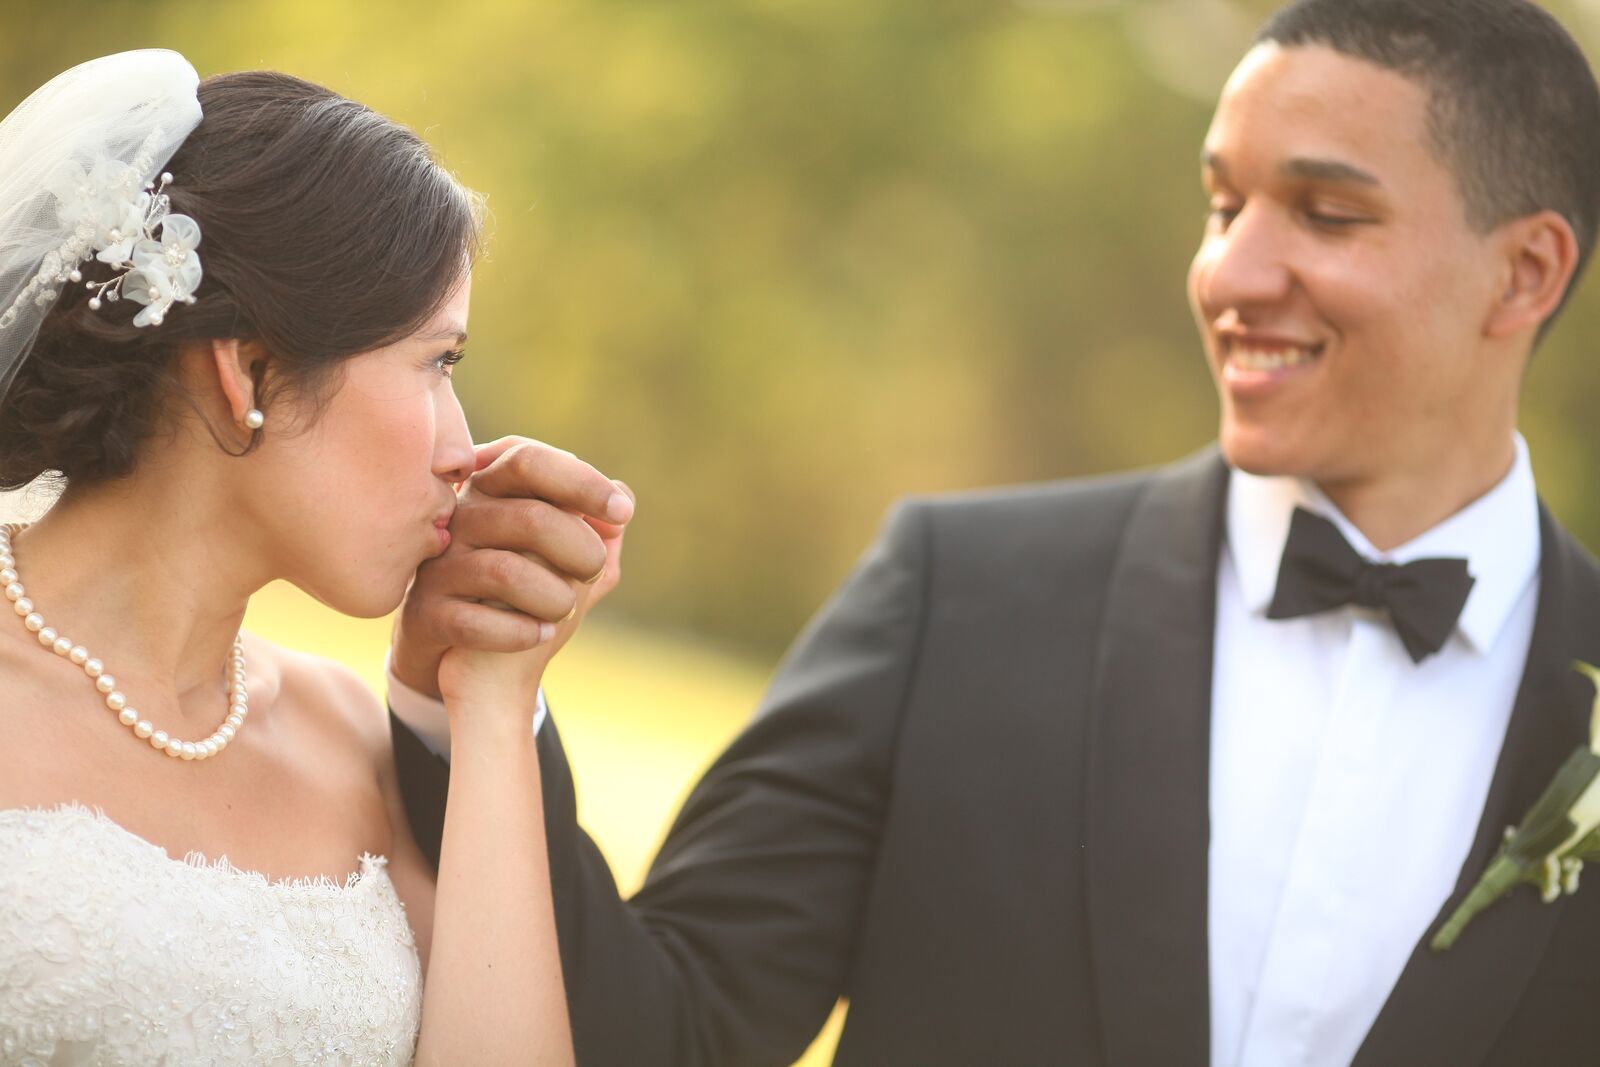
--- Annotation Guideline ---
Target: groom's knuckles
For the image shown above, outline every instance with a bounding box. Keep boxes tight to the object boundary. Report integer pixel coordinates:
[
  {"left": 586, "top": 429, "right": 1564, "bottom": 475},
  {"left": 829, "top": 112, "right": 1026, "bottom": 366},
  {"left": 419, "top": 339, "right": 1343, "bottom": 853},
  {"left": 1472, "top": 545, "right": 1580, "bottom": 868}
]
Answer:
[
  {"left": 471, "top": 435, "right": 553, "bottom": 472},
  {"left": 457, "top": 497, "right": 606, "bottom": 579},
  {"left": 440, "top": 600, "right": 540, "bottom": 652},
  {"left": 470, "top": 549, "right": 578, "bottom": 619},
  {"left": 474, "top": 441, "right": 620, "bottom": 521},
  {"left": 472, "top": 440, "right": 566, "bottom": 494}
]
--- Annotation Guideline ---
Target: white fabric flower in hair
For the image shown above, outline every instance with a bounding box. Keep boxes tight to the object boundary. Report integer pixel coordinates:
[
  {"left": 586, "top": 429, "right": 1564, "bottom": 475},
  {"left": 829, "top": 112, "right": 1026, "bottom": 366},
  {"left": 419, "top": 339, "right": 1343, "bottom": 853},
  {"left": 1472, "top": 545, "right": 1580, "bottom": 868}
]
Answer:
[
  {"left": 123, "top": 213, "right": 202, "bottom": 326},
  {"left": 132, "top": 213, "right": 201, "bottom": 287},
  {"left": 47, "top": 156, "right": 150, "bottom": 266},
  {"left": 93, "top": 190, "right": 152, "bottom": 268}
]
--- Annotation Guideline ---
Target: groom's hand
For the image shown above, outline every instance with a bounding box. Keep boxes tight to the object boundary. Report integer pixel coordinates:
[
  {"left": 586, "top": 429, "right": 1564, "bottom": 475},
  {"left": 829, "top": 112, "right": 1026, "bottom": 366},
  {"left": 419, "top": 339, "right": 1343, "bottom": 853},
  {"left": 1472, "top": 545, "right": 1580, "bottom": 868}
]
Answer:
[{"left": 392, "top": 437, "right": 634, "bottom": 699}]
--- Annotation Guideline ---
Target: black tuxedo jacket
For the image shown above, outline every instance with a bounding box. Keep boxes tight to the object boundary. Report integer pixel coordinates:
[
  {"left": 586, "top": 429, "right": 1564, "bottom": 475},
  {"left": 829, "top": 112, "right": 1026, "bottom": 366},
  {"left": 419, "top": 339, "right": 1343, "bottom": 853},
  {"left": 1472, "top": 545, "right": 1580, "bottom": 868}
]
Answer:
[{"left": 392, "top": 448, "right": 1600, "bottom": 1066}]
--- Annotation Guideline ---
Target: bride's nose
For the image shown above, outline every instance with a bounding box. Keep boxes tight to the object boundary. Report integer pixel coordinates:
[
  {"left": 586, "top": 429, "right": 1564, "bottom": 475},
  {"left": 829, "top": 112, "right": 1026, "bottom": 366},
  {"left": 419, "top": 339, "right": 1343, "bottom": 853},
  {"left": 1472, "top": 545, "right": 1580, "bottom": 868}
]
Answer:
[{"left": 432, "top": 385, "right": 474, "bottom": 483}]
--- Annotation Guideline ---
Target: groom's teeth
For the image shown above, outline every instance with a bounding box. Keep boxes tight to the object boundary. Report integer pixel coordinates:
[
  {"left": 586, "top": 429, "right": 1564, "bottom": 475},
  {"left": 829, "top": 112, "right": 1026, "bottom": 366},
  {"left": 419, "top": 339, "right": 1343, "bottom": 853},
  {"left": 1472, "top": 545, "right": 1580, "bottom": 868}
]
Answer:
[{"left": 1231, "top": 345, "right": 1316, "bottom": 371}]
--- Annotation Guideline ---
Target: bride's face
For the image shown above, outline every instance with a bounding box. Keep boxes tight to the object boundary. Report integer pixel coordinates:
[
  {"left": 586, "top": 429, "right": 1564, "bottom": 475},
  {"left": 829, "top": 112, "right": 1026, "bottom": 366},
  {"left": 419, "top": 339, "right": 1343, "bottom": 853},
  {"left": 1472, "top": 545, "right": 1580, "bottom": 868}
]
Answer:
[{"left": 245, "top": 273, "right": 476, "bottom": 617}]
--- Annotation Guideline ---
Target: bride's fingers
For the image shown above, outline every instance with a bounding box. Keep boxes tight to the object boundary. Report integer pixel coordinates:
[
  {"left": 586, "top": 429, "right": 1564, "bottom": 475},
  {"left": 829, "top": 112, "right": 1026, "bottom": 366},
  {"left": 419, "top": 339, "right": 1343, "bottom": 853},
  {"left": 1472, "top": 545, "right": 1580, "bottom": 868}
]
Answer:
[{"left": 452, "top": 494, "right": 606, "bottom": 581}]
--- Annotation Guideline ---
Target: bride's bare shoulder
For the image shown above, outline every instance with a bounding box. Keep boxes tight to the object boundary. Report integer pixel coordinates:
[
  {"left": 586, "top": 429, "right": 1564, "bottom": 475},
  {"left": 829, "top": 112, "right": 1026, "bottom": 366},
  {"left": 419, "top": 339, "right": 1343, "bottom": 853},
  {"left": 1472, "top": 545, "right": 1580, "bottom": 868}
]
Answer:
[{"left": 242, "top": 633, "right": 390, "bottom": 757}]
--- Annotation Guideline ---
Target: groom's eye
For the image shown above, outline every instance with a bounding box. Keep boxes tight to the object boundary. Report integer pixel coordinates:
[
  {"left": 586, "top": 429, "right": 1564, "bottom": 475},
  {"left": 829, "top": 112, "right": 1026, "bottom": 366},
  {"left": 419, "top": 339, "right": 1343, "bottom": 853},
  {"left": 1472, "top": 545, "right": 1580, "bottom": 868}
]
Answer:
[
  {"left": 1302, "top": 203, "right": 1372, "bottom": 230},
  {"left": 1207, "top": 202, "right": 1241, "bottom": 229}
]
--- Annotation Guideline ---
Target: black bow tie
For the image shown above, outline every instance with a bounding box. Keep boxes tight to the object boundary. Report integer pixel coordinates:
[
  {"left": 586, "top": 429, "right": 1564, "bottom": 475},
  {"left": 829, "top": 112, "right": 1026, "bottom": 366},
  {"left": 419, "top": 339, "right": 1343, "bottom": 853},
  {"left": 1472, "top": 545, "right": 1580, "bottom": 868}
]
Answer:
[{"left": 1266, "top": 507, "right": 1475, "bottom": 664}]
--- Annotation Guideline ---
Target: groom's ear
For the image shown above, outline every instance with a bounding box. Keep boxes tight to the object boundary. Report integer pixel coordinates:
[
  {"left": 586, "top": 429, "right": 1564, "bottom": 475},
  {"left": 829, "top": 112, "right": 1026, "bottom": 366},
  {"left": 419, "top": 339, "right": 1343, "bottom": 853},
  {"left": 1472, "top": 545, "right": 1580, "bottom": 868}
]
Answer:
[{"left": 1484, "top": 209, "right": 1579, "bottom": 341}]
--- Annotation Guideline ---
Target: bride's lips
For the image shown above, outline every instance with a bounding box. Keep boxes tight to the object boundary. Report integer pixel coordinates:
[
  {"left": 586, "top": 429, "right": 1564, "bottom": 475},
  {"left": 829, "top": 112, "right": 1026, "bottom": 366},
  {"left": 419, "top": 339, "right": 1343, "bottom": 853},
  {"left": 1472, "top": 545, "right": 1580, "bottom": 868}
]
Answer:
[
  {"left": 1217, "top": 334, "right": 1325, "bottom": 400},
  {"left": 430, "top": 507, "right": 454, "bottom": 555}
]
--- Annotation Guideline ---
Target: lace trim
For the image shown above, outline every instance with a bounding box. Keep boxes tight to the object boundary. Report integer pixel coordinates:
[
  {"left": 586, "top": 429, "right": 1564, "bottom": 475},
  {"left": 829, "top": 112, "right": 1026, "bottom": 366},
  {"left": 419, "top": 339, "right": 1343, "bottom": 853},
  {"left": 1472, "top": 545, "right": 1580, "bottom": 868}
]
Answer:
[
  {"left": 0, "top": 801, "right": 389, "bottom": 894},
  {"left": 0, "top": 799, "right": 421, "bottom": 1065}
]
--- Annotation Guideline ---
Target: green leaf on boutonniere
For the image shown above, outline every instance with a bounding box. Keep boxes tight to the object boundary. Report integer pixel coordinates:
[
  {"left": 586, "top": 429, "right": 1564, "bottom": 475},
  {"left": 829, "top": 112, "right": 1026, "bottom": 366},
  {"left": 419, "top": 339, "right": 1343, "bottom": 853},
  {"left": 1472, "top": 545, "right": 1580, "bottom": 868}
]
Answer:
[{"left": 1431, "top": 661, "right": 1600, "bottom": 951}]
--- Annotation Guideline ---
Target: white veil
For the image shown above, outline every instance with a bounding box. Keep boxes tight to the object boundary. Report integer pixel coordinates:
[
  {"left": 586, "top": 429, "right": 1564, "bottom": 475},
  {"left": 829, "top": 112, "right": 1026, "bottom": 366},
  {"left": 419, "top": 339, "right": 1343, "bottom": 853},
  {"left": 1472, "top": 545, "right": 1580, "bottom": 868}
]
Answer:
[{"left": 0, "top": 49, "right": 201, "bottom": 405}]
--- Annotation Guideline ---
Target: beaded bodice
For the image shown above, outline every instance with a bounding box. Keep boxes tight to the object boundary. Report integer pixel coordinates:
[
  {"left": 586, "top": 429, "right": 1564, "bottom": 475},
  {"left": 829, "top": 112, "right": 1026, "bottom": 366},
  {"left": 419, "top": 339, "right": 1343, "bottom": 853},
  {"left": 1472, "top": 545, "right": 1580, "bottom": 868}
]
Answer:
[{"left": 0, "top": 804, "right": 421, "bottom": 1066}]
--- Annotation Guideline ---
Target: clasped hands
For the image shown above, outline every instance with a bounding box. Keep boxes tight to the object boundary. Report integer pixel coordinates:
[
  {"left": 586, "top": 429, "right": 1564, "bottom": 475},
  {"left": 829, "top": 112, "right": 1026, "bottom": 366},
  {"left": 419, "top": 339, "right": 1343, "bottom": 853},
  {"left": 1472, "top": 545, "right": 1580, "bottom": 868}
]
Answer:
[{"left": 391, "top": 436, "right": 633, "bottom": 715}]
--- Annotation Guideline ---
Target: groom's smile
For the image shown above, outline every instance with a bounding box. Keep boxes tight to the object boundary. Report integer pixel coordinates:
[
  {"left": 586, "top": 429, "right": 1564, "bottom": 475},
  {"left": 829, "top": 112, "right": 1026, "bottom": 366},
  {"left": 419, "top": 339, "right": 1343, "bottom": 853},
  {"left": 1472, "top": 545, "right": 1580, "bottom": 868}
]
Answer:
[
  {"left": 1215, "top": 329, "right": 1324, "bottom": 397},
  {"left": 1187, "top": 41, "right": 1512, "bottom": 506}
]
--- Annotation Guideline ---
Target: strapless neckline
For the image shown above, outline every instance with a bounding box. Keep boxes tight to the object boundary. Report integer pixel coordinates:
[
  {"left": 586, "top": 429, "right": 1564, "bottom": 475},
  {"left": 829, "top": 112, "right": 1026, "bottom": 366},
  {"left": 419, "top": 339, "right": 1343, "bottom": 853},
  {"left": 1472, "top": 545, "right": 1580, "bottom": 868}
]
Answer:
[
  {"left": 0, "top": 798, "right": 422, "bottom": 1065},
  {"left": 0, "top": 801, "right": 390, "bottom": 893}
]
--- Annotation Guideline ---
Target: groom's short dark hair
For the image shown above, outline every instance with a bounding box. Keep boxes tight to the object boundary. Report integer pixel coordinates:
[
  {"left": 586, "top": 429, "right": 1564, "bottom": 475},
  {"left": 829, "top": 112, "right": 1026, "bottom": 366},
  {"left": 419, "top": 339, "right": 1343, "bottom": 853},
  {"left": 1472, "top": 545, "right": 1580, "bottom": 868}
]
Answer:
[{"left": 1258, "top": 0, "right": 1600, "bottom": 324}]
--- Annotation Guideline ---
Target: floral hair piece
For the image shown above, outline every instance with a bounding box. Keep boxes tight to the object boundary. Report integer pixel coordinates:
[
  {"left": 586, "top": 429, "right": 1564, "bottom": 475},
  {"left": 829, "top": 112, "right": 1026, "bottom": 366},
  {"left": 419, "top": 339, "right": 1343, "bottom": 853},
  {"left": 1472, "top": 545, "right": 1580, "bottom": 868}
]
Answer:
[
  {"left": 0, "top": 50, "right": 203, "bottom": 404},
  {"left": 0, "top": 139, "right": 203, "bottom": 332},
  {"left": 58, "top": 160, "right": 203, "bottom": 328}
]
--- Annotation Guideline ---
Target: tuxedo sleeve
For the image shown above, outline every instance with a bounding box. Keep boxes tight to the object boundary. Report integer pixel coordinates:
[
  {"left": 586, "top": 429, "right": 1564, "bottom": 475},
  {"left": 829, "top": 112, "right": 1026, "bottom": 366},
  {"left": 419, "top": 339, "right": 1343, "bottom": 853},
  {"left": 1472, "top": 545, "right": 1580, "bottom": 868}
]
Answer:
[{"left": 391, "top": 500, "right": 930, "bottom": 1067}]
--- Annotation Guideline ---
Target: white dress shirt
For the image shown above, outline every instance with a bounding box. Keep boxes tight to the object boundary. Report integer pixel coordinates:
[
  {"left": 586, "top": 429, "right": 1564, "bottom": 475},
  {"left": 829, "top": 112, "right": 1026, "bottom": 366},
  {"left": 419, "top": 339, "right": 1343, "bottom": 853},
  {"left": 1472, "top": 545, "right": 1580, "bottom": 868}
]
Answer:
[
  {"left": 385, "top": 650, "right": 546, "bottom": 761},
  {"left": 1208, "top": 435, "right": 1541, "bottom": 1067}
]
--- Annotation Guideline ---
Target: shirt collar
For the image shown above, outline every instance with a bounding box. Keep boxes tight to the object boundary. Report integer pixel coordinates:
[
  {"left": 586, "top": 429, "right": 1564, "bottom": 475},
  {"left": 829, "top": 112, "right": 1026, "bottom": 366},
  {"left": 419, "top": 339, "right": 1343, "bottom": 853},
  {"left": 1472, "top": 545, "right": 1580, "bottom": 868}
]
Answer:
[{"left": 1226, "top": 434, "right": 1540, "bottom": 656}]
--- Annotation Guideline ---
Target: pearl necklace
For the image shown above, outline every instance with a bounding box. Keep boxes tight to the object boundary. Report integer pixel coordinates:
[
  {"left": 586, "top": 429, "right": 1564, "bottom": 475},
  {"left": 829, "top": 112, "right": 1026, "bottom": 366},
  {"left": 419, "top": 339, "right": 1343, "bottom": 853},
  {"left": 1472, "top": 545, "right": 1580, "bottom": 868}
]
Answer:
[{"left": 0, "top": 523, "right": 249, "bottom": 761}]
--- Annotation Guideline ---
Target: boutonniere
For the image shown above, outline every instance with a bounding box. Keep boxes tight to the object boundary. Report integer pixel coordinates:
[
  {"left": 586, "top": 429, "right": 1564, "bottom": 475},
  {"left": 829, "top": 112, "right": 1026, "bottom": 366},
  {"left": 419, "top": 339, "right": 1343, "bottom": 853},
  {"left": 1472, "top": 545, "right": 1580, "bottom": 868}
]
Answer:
[{"left": 1432, "top": 662, "right": 1600, "bottom": 951}]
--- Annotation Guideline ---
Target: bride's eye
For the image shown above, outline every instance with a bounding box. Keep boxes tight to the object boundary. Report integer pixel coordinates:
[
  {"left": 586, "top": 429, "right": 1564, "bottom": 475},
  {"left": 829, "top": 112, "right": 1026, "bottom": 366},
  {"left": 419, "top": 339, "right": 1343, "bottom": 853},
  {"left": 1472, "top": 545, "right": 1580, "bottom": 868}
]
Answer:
[{"left": 433, "top": 348, "right": 466, "bottom": 376}]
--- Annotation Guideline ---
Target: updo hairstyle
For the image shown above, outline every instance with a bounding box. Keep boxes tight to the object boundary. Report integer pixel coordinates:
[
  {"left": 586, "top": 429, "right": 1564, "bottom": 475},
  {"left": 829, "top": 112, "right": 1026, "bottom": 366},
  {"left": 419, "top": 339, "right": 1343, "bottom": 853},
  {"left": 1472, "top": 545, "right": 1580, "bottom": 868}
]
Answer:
[{"left": 0, "top": 70, "right": 485, "bottom": 491}]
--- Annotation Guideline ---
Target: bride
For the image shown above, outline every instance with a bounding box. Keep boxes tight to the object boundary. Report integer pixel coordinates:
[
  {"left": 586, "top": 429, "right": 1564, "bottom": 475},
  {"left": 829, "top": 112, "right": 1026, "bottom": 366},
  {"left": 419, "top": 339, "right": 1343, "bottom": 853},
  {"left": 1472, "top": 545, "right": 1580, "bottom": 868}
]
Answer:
[{"left": 0, "top": 49, "right": 620, "bottom": 1064}]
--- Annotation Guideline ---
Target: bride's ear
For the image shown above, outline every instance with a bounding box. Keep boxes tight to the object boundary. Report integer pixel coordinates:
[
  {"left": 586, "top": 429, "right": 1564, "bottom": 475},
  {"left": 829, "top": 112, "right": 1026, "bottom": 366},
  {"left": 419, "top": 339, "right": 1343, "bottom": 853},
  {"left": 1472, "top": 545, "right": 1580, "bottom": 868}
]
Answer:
[{"left": 208, "top": 338, "right": 265, "bottom": 427}]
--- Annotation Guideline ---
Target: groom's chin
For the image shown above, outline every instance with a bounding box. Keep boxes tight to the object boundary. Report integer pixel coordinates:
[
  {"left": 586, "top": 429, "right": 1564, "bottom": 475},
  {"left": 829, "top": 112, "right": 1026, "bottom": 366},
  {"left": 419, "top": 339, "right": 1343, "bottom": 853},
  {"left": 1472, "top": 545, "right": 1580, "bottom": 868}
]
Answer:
[{"left": 1217, "top": 421, "right": 1311, "bottom": 479}]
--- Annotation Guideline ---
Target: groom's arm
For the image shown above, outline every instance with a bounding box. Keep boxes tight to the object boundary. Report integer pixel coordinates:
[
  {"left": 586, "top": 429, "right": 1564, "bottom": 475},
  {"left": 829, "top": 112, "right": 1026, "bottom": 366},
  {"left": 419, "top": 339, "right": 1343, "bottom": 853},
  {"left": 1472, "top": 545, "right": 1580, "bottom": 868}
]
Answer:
[{"left": 391, "top": 501, "right": 929, "bottom": 1067}]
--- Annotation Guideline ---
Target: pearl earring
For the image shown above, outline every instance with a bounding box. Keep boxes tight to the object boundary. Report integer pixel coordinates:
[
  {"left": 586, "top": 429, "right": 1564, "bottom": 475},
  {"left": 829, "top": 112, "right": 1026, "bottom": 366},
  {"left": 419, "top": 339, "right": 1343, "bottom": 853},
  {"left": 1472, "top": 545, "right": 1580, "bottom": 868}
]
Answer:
[{"left": 243, "top": 408, "right": 264, "bottom": 430}]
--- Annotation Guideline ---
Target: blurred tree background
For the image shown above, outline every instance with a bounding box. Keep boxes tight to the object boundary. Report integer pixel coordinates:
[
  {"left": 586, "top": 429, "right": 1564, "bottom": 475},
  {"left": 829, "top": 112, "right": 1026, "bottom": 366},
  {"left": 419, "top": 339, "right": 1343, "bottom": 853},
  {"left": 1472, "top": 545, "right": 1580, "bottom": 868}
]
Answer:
[
  {"left": 7, "top": 2, "right": 1600, "bottom": 1061},
  {"left": 6, "top": 0, "right": 1600, "bottom": 657}
]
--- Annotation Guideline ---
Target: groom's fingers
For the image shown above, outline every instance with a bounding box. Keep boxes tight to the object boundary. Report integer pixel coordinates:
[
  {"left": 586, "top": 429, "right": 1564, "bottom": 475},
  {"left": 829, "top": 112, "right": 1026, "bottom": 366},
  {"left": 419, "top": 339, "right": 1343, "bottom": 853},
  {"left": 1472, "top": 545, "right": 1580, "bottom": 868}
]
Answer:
[
  {"left": 452, "top": 494, "right": 608, "bottom": 582},
  {"left": 471, "top": 438, "right": 634, "bottom": 526},
  {"left": 580, "top": 481, "right": 632, "bottom": 596},
  {"left": 433, "top": 546, "right": 580, "bottom": 624},
  {"left": 426, "top": 598, "right": 547, "bottom": 654}
]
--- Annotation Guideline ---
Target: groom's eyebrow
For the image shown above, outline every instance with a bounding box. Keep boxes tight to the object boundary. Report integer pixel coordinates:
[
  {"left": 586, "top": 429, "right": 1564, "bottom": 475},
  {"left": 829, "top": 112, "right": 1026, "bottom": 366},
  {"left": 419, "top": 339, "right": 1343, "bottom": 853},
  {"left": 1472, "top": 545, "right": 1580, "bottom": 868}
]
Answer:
[
  {"left": 1283, "top": 157, "right": 1382, "bottom": 186},
  {"left": 1199, "top": 150, "right": 1381, "bottom": 188}
]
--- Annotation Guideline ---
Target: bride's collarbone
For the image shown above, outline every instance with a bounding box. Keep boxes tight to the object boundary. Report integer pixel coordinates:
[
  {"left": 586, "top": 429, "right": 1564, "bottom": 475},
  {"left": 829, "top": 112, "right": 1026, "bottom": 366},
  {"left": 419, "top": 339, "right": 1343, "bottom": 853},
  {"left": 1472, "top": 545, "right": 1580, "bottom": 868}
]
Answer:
[{"left": 0, "top": 647, "right": 392, "bottom": 886}]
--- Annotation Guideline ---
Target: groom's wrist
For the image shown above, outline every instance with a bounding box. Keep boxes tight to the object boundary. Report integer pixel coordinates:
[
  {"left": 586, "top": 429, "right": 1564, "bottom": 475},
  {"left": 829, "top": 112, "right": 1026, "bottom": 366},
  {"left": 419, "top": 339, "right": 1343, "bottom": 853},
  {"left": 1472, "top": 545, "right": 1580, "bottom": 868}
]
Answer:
[
  {"left": 387, "top": 650, "right": 455, "bottom": 758},
  {"left": 389, "top": 617, "right": 445, "bottom": 701}
]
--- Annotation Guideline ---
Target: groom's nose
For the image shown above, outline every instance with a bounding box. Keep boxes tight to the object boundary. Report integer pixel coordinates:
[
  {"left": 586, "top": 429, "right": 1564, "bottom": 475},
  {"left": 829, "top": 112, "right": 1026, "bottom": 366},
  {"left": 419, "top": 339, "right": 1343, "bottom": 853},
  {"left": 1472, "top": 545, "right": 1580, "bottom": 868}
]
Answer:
[{"left": 1195, "top": 201, "right": 1295, "bottom": 318}]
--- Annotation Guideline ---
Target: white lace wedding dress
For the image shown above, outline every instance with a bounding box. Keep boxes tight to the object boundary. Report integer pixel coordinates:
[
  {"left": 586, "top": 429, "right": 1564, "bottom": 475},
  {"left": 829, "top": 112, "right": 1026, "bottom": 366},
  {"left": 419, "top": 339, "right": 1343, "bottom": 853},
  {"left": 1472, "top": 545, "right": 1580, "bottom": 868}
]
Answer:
[{"left": 0, "top": 804, "right": 422, "bottom": 1066}]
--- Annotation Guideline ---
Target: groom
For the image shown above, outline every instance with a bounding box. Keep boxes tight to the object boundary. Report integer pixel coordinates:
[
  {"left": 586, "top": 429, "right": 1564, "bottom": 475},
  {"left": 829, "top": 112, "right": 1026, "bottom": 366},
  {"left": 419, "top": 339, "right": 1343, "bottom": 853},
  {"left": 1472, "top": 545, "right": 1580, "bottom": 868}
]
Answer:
[{"left": 390, "top": 0, "right": 1600, "bottom": 1063}]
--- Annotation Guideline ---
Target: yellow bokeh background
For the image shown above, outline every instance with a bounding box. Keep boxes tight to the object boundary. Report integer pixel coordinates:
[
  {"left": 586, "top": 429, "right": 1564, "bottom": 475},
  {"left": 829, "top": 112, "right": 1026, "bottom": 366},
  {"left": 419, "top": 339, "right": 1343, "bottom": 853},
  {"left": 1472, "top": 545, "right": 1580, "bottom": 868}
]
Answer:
[{"left": 10, "top": 1, "right": 1600, "bottom": 1060}]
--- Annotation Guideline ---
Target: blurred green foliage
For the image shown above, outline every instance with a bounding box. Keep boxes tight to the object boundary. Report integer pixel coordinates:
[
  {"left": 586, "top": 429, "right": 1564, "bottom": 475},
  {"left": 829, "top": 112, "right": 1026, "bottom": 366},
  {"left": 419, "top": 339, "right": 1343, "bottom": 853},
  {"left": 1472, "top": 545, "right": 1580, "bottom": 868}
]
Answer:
[{"left": 7, "top": 0, "right": 1600, "bottom": 657}]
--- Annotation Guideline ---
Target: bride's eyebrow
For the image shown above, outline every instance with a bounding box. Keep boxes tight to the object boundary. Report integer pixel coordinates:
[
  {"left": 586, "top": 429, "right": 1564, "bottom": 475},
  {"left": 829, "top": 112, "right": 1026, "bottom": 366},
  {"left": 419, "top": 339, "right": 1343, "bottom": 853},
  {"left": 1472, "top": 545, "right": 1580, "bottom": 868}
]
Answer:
[{"left": 419, "top": 327, "right": 467, "bottom": 346}]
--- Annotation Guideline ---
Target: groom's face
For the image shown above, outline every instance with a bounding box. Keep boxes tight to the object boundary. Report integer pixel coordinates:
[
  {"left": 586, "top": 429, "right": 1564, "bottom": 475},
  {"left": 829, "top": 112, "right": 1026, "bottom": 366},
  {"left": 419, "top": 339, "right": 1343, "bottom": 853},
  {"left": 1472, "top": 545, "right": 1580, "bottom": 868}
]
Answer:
[{"left": 1187, "top": 43, "right": 1506, "bottom": 485}]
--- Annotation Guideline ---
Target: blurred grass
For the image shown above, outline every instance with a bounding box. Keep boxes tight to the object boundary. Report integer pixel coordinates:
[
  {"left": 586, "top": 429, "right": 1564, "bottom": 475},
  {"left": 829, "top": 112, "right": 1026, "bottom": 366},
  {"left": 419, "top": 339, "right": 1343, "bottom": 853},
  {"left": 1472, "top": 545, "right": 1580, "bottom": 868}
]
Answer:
[{"left": 244, "top": 578, "right": 846, "bottom": 1066}]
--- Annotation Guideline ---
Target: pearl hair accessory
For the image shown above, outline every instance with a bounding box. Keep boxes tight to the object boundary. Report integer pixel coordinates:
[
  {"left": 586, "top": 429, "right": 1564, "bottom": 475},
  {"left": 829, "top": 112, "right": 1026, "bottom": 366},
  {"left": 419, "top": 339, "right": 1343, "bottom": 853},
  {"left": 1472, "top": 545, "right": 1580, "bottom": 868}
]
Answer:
[
  {"left": 244, "top": 408, "right": 264, "bottom": 430},
  {"left": 0, "top": 522, "right": 248, "bottom": 761}
]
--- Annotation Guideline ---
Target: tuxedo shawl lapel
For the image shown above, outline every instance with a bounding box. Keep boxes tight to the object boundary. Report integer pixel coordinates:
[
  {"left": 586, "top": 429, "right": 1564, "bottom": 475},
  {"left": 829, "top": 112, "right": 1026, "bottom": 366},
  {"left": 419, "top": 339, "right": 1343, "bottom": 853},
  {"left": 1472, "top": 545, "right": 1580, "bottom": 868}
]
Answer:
[
  {"left": 1085, "top": 448, "right": 1229, "bottom": 1066},
  {"left": 1353, "top": 506, "right": 1600, "bottom": 1067}
]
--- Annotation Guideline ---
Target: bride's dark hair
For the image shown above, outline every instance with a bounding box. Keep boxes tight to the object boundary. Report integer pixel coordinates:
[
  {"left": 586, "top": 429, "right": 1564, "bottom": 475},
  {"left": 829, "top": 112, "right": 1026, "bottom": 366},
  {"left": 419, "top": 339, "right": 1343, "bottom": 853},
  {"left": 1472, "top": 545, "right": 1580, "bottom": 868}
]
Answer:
[{"left": 0, "top": 69, "right": 485, "bottom": 491}]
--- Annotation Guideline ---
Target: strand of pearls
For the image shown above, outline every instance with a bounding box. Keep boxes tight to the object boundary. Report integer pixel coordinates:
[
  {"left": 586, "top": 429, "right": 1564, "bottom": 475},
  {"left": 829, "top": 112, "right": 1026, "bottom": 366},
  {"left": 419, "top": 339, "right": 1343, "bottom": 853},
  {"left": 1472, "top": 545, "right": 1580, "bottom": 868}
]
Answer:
[{"left": 0, "top": 523, "right": 248, "bottom": 761}]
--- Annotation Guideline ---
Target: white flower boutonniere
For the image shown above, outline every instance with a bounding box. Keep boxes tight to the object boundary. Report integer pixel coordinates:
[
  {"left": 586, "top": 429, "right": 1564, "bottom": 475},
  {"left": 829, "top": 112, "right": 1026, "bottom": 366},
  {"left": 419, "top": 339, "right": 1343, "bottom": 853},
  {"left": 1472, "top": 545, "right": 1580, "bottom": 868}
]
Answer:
[{"left": 1432, "top": 662, "right": 1600, "bottom": 951}]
